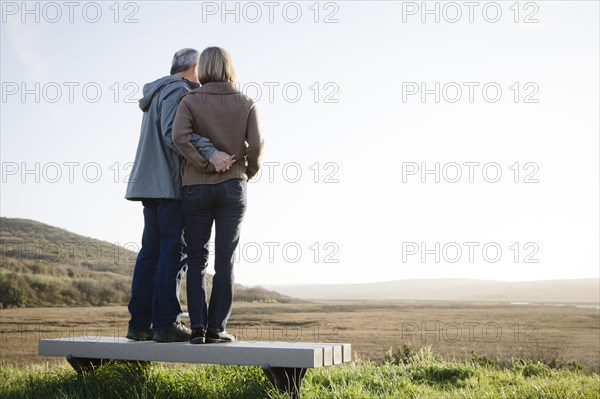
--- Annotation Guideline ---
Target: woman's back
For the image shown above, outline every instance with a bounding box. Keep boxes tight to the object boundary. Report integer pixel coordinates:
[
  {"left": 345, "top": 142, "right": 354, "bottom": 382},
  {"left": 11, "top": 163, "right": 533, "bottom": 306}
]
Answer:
[{"left": 173, "top": 82, "right": 263, "bottom": 185}]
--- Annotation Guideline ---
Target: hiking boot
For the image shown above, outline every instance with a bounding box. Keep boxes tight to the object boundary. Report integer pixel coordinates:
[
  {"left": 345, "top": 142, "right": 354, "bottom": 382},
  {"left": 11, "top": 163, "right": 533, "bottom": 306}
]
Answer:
[
  {"left": 190, "top": 328, "right": 206, "bottom": 344},
  {"left": 152, "top": 321, "right": 191, "bottom": 342},
  {"left": 126, "top": 326, "right": 153, "bottom": 341},
  {"left": 205, "top": 330, "right": 236, "bottom": 343}
]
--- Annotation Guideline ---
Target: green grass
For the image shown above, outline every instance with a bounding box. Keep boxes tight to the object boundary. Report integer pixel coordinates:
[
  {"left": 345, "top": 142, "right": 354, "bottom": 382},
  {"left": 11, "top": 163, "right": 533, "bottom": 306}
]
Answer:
[{"left": 1, "top": 352, "right": 599, "bottom": 399}]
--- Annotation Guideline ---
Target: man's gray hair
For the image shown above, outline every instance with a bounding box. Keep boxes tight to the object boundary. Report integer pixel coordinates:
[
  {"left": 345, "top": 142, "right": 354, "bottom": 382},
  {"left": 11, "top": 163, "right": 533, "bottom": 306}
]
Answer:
[{"left": 170, "top": 48, "right": 200, "bottom": 75}]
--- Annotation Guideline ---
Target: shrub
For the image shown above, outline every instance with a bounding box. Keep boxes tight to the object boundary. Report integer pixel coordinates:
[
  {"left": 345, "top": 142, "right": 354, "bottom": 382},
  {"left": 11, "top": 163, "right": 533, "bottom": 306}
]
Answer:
[
  {"left": 513, "top": 359, "right": 552, "bottom": 377},
  {"left": 469, "top": 351, "right": 503, "bottom": 369},
  {"left": 384, "top": 343, "right": 442, "bottom": 365},
  {"left": 0, "top": 273, "right": 29, "bottom": 308},
  {"left": 409, "top": 362, "right": 474, "bottom": 386}
]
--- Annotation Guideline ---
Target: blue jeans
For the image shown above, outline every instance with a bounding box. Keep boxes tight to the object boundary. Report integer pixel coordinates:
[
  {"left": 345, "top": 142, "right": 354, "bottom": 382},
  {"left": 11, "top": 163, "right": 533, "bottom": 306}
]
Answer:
[
  {"left": 128, "top": 199, "right": 186, "bottom": 331},
  {"left": 183, "top": 178, "right": 247, "bottom": 332}
]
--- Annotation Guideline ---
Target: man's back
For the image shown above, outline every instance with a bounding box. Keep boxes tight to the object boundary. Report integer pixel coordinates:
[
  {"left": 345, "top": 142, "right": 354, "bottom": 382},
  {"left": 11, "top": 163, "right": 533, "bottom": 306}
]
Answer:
[{"left": 126, "top": 76, "right": 192, "bottom": 200}]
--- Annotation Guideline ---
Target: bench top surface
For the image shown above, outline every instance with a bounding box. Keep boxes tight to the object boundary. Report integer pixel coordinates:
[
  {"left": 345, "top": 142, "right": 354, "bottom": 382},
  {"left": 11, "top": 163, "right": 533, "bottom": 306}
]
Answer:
[{"left": 39, "top": 337, "right": 351, "bottom": 368}]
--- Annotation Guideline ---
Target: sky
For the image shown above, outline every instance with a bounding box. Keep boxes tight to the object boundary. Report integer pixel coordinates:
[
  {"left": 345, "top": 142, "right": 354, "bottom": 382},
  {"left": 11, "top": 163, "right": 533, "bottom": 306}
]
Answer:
[{"left": 1, "top": 1, "right": 599, "bottom": 286}]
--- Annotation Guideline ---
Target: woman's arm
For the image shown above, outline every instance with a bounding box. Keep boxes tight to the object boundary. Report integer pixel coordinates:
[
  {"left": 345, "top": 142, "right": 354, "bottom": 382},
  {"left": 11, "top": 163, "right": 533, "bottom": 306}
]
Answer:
[
  {"left": 245, "top": 104, "right": 264, "bottom": 180},
  {"left": 172, "top": 98, "right": 215, "bottom": 172}
]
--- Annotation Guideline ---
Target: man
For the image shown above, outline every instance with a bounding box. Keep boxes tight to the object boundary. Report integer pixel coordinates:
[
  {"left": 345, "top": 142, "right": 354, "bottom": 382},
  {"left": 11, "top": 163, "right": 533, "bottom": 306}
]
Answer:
[{"left": 125, "top": 48, "right": 233, "bottom": 342}]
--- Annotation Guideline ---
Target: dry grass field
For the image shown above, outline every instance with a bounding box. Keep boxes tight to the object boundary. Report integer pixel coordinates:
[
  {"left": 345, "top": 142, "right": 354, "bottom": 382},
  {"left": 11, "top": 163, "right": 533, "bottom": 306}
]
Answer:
[{"left": 1, "top": 300, "right": 598, "bottom": 372}]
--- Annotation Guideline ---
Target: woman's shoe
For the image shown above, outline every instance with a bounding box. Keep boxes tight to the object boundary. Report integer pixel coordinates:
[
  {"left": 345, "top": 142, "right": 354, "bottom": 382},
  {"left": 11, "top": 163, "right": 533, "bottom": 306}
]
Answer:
[
  {"left": 205, "top": 330, "right": 236, "bottom": 343},
  {"left": 190, "top": 329, "right": 206, "bottom": 344}
]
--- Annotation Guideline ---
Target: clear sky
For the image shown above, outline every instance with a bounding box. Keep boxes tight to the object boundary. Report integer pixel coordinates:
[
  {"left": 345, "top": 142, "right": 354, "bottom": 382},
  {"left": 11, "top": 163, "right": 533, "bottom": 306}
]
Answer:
[{"left": 1, "top": 1, "right": 598, "bottom": 285}]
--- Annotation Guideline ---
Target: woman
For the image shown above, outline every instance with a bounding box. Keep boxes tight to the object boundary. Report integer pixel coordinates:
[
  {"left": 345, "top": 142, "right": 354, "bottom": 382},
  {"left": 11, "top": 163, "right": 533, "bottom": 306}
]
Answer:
[{"left": 172, "top": 47, "right": 263, "bottom": 344}]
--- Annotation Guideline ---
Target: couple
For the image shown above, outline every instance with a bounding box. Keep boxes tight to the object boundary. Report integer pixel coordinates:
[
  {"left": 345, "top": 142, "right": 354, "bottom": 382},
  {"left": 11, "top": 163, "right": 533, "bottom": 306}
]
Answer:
[{"left": 124, "top": 47, "right": 263, "bottom": 344}]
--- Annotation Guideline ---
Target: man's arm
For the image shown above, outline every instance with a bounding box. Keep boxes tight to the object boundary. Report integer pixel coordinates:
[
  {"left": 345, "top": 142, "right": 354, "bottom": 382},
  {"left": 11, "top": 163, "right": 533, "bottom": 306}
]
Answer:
[
  {"left": 159, "top": 85, "right": 188, "bottom": 153},
  {"left": 190, "top": 134, "right": 218, "bottom": 160},
  {"left": 245, "top": 105, "right": 264, "bottom": 180},
  {"left": 191, "top": 133, "right": 236, "bottom": 172},
  {"left": 172, "top": 98, "right": 215, "bottom": 172},
  {"left": 159, "top": 86, "right": 218, "bottom": 158}
]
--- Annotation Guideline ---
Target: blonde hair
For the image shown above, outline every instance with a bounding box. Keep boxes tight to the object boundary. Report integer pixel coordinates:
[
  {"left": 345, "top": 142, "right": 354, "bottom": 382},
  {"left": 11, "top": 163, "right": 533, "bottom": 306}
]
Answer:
[{"left": 198, "top": 47, "right": 236, "bottom": 85}]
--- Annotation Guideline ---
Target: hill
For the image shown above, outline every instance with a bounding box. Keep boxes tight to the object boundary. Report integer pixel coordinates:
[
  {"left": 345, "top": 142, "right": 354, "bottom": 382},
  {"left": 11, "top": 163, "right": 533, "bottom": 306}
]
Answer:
[
  {"left": 0, "top": 217, "right": 298, "bottom": 307},
  {"left": 264, "top": 278, "right": 600, "bottom": 304}
]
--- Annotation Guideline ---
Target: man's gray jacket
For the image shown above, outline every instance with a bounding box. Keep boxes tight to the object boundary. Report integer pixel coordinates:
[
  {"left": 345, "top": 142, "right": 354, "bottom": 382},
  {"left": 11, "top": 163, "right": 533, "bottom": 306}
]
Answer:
[{"left": 125, "top": 76, "right": 216, "bottom": 201}]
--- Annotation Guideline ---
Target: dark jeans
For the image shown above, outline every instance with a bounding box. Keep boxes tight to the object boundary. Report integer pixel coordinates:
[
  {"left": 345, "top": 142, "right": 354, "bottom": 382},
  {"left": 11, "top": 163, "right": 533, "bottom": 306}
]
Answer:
[
  {"left": 183, "top": 178, "right": 247, "bottom": 332},
  {"left": 128, "top": 199, "right": 186, "bottom": 331}
]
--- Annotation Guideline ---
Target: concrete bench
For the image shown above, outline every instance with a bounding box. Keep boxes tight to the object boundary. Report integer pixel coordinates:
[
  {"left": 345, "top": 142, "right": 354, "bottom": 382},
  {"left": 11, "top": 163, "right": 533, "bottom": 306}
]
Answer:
[{"left": 39, "top": 337, "right": 351, "bottom": 398}]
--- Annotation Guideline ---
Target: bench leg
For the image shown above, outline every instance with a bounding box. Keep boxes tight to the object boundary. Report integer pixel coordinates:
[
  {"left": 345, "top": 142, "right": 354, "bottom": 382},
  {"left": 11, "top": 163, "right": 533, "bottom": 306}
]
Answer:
[
  {"left": 66, "top": 355, "right": 150, "bottom": 374},
  {"left": 262, "top": 365, "right": 307, "bottom": 399},
  {"left": 66, "top": 354, "right": 108, "bottom": 374}
]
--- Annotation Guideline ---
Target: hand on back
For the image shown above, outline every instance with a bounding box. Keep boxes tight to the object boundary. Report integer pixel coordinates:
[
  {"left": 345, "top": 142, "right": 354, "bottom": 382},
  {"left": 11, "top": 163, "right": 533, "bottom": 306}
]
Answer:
[{"left": 209, "top": 151, "right": 236, "bottom": 173}]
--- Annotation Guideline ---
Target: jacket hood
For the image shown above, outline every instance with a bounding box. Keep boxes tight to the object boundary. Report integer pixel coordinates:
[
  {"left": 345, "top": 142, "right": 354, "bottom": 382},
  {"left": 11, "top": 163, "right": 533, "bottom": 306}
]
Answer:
[{"left": 139, "top": 75, "right": 186, "bottom": 112}]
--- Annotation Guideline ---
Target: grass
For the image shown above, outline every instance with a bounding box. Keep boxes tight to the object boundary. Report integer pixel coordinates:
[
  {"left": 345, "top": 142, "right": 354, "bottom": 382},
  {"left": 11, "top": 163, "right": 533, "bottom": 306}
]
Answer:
[{"left": 1, "top": 346, "right": 599, "bottom": 399}]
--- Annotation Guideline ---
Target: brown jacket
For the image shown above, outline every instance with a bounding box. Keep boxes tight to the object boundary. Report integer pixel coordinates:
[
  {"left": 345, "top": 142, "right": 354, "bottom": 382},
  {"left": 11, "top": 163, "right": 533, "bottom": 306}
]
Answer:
[{"left": 173, "top": 82, "right": 264, "bottom": 186}]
